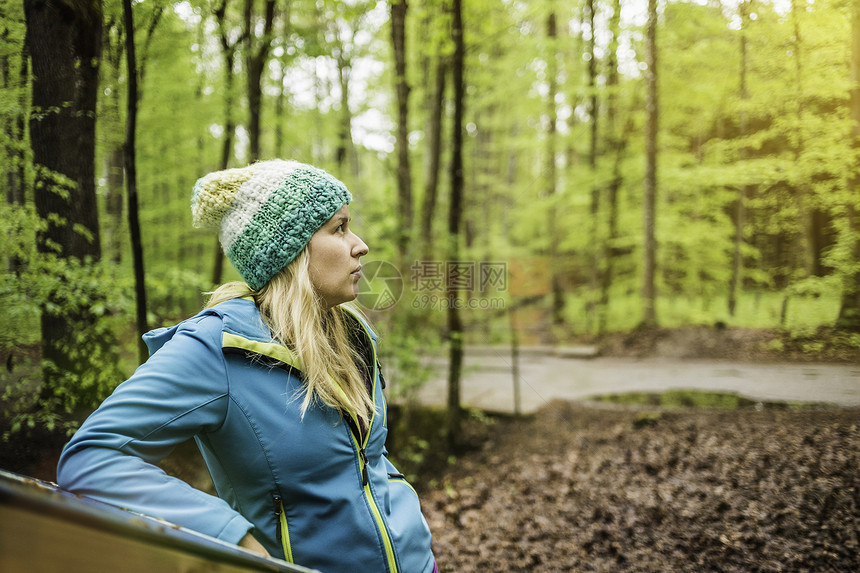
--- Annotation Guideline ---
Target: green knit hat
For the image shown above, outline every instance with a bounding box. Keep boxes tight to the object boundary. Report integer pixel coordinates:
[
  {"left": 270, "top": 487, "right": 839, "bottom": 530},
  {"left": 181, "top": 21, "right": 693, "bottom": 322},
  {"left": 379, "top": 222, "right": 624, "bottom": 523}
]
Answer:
[{"left": 191, "top": 160, "right": 352, "bottom": 290}]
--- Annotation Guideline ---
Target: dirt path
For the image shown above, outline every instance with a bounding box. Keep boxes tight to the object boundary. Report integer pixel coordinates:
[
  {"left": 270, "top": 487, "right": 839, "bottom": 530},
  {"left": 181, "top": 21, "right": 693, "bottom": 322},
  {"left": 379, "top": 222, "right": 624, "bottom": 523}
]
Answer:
[
  {"left": 416, "top": 352, "right": 860, "bottom": 412},
  {"left": 421, "top": 401, "right": 860, "bottom": 572}
]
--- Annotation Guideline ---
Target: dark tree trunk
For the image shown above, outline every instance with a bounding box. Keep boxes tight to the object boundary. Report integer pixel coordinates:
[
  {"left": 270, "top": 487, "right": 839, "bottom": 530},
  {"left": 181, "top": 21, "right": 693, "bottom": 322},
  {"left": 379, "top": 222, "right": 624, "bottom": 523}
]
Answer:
[
  {"left": 24, "top": 0, "right": 104, "bottom": 397},
  {"left": 105, "top": 146, "right": 124, "bottom": 264},
  {"left": 728, "top": 1, "right": 751, "bottom": 317},
  {"left": 102, "top": 19, "right": 126, "bottom": 262},
  {"left": 244, "top": 0, "right": 276, "bottom": 162},
  {"left": 123, "top": 0, "right": 148, "bottom": 365},
  {"left": 585, "top": 0, "right": 599, "bottom": 333},
  {"left": 274, "top": 3, "right": 291, "bottom": 159},
  {"left": 212, "top": 0, "right": 240, "bottom": 286},
  {"left": 546, "top": 9, "right": 564, "bottom": 333},
  {"left": 335, "top": 48, "right": 358, "bottom": 178},
  {"left": 837, "top": 6, "right": 860, "bottom": 331},
  {"left": 598, "top": 0, "right": 624, "bottom": 334},
  {"left": 420, "top": 56, "right": 446, "bottom": 259},
  {"left": 446, "top": 0, "right": 465, "bottom": 450},
  {"left": 391, "top": 0, "right": 413, "bottom": 265},
  {"left": 790, "top": 1, "right": 817, "bottom": 278},
  {"left": 642, "top": 0, "right": 658, "bottom": 327}
]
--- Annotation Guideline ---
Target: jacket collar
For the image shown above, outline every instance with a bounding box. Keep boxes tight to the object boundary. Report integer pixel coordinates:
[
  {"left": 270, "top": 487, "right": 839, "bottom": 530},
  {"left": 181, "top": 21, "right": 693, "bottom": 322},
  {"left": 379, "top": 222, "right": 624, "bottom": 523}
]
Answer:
[{"left": 144, "top": 297, "right": 376, "bottom": 372}]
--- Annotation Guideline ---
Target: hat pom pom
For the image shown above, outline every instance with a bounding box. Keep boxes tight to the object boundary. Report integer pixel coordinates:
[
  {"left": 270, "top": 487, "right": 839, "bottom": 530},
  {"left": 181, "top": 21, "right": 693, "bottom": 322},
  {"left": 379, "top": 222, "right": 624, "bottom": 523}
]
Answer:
[{"left": 191, "top": 166, "right": 257, "bottom": 229}]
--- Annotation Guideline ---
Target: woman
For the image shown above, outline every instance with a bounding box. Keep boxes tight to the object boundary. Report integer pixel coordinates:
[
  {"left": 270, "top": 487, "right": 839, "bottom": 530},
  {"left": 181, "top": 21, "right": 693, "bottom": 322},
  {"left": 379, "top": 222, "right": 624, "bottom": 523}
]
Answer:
[{"left": 57, "top": 160, "right": 436, "bottom": 573}]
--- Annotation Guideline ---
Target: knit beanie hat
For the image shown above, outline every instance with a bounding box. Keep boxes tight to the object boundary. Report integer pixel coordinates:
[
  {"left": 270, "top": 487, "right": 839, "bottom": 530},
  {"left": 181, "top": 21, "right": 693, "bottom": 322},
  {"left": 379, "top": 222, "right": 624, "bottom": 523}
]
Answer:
[{"left": 191, "top": 159, "right": 352, "bottom": 290}]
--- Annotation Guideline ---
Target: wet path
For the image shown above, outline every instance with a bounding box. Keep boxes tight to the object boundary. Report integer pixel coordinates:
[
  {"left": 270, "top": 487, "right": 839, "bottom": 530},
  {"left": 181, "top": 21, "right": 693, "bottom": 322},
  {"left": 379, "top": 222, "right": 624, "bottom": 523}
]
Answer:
[{"left": 415, "top": 349, "right": 860, "bottom": 413}]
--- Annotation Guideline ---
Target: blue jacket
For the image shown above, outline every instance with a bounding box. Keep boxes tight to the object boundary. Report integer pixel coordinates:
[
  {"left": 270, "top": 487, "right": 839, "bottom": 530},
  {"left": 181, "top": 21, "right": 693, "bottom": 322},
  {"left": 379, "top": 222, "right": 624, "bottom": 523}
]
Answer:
[{"left": 57, "top": 298, "right": 435, "bottom": 573}]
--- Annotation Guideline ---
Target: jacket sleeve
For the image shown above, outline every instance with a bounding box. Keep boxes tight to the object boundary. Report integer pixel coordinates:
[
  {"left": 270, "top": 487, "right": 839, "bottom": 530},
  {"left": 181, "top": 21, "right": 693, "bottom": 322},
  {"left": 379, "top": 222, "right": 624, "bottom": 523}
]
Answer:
[{"left": 56, "top": 313, "right": 254, "bottom": 545}]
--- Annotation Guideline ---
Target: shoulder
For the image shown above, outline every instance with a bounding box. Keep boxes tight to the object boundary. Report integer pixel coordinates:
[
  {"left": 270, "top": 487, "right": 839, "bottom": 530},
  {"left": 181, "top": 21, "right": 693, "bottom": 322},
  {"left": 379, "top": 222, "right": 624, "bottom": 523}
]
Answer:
[
  {"left": 141, "top": 311, "right": 226, "bottom": 359},
  {"left": 141, "top": 298, "right": 263, "bottom": 357},
  {"left": 209, "top": 297, "right": 272, "bottom": 342}
]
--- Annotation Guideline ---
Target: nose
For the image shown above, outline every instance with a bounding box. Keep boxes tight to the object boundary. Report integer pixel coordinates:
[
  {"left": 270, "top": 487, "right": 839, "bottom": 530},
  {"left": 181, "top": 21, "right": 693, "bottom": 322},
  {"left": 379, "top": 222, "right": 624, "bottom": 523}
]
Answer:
[{"left": 352, "top": 233, "right": 369, "bottom": 258}]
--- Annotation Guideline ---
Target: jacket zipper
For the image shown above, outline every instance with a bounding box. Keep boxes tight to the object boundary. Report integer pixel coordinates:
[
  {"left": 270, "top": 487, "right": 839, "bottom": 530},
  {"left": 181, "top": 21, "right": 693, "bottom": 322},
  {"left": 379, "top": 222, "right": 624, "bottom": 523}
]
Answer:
[
  {"left": 273, "top": 494, "right": 293, "bottom": 563},
  {"left": 347, "top": 421, "right": 398, "bottom": 573},
  {"left": 344, "top": 317, "right": 399, "bottom": 573}
]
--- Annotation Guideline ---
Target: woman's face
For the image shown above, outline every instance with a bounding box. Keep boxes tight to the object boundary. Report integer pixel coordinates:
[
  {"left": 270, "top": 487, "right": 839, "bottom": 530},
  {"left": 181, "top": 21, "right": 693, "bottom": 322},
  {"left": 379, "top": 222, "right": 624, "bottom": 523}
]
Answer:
[{"left": 307, "top": 205, "right": 369, "bottom": 308}]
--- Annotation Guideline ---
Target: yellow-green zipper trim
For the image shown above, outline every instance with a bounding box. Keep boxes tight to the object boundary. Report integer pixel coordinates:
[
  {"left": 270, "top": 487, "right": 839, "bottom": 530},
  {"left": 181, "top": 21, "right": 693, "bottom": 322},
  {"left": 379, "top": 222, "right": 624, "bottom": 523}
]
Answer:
[
  {"left": 347, "top": 428, "right": 398, "bottom": 573},
  {"left": 340, "top": 309, "right": 399, "bottom": 573},
  {"left": 388, "top": 476, "right": 419, "bottom": 498},
  {"left": 274, "top": 496, "right": 293, "bottom": 563}
]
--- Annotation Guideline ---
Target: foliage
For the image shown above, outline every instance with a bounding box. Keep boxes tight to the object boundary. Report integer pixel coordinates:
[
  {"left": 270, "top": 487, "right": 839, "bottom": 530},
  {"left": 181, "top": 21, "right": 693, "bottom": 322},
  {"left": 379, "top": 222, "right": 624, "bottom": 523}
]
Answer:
[
  {"left": 1, "top": 0, "right": 859, "bottom": 436},
  {"left": 1, "top": 249, "right": 133, "bottom": 437}
]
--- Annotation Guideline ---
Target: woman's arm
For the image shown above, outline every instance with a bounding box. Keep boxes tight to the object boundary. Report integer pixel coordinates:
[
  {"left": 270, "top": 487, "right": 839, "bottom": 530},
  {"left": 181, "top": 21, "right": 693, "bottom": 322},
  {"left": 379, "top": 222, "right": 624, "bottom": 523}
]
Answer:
[{"left": 57, "top": 313, "right": 254, "bottom": 545}]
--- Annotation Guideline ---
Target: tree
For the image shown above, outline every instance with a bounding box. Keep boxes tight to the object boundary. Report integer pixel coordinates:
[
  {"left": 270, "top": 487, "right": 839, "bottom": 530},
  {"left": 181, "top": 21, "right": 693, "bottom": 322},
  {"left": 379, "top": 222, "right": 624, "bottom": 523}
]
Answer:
[
  {"left": 23, "top": 0, "right": 118, "bottom": 416},
  {"left": 123, "top": 0, "right": 149, "bottom": 364},
  {"left": 642, "top": 0, "right": 658, "bottom": 327},
  {"left": 585, "top": 0, "right": 599, "bottom": 333},
  {"left": 545, "top": 7, "right": 564, "bottom": 332},
  {"left": 598, "top": 0, "right": 626, "bottom": 334},
  {"left": 446, "top": 0, "right": 464, "bottom": 449},
  {"left": 391, "top": 0, "right": 413, "bottom": 265},
  {"left": 326, "top": 0, "right": 371, "bottom": 179},
  {"left": 210, "top": 0, "right": 243, "bottom": 285},
  {"left": 418, "top": 0, "right": 447, "bottom": 259},
  {"left": 728, "top": 0, "right": 752, "bottom": 317},
  {"left": 273, "top": 1, "right": 292, "bottom": 159},
  {"left": 101, "top": 16, "right": 126, "bottom": 266},
  {"left": 243, "top": 0, "right": 276, "bottom": 162},
  {"left": 836, "top": 4, "right": 860, "bottom": 331}
]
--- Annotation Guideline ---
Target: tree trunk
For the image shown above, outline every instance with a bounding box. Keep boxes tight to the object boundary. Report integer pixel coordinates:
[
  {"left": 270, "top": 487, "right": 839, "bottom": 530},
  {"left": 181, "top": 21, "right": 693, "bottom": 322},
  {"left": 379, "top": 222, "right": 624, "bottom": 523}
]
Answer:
[
  {"left": 101, "top": 19, "right": 125, "bottom": 262},
  {"left": 790, "top": 1, "right": 817, "bottom": 278},
  {"left": 641, "top": 0, "right": 658, "bottom": 327},
  {"left": 123, "top": 0, "right": 148, "bottom": 365},
  {"left": 24, "top": 0, "right": 104, "bottom": 397},
  {"left": 212, "top": 0, "right": 240, "bottom": 285},
  {"left": 335, "top": 48, "right": 358, "bottom": 179},
  {"left": 598, "top": 0, "right": 623, "bottom": 334},
  {"left": 546, "top": 8, "right": 564, "bottom": 332},
  {"left": 391, "top": 0, "right": 413, "bottom": 265},
  {"left": 728, "top": 1, "right": 750, "bottom": 317},
  {"left": 837, "top": 6, "right": 860, "bottom": 331},
  {"left": 105, "top": 146, "right": 124, "bottom": 264},
  {"left": 274, "top": 2, "right": 291, "bottom": 159},
  {"left": 420, "top": 56, "right": 446, "bottom": 259},
  {"left": 446, "top": 0, "right": 465, "bottom": 450},
  {"left": 585, "top": 0, "right": 599, "bottom": 334},
  {"left": 244, "top": 0, "right": 276, "bottom": 162}
]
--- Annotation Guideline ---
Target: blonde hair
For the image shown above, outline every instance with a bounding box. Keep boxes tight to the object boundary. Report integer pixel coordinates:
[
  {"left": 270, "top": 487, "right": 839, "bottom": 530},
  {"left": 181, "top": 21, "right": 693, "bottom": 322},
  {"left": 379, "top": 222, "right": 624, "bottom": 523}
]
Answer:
[{"left": 206, "top": 250, "right": 375, "bottom": 426}]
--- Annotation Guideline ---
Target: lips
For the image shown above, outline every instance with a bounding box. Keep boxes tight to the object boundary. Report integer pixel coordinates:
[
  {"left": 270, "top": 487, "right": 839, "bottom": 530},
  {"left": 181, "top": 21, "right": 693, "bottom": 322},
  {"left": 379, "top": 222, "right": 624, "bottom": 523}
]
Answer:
[{"left": 351, "top": 266, "right": 362, "bottom": 278}]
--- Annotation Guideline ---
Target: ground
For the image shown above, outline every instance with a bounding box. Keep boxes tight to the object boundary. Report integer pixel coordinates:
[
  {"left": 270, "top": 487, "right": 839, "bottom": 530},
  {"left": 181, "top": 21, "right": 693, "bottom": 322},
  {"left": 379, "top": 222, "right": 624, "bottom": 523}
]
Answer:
[
  {"left": 591, "top": 325, "right": 860, "bottom": 363},
  {"left": 2, "top": 326, "right": 859, "bottom": 572},
  {"left": 419, "top": 401, "right": 860, "bottom": 572}
]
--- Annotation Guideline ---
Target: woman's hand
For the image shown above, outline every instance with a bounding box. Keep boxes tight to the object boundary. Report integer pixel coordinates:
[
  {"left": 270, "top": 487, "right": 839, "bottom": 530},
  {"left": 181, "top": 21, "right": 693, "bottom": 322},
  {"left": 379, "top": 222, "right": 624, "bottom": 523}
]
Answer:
[{"left": 238, "top": 532, "right": 271, "bottom": 558}]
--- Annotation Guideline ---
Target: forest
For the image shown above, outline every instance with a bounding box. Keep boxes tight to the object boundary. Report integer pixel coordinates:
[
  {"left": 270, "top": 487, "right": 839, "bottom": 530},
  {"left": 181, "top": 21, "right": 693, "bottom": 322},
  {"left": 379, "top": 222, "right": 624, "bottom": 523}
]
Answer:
[{"left": 1, "top": 0, "right": 859, "bottom": 443}]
